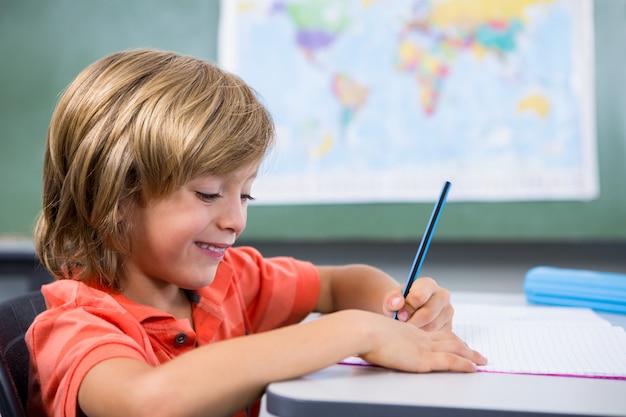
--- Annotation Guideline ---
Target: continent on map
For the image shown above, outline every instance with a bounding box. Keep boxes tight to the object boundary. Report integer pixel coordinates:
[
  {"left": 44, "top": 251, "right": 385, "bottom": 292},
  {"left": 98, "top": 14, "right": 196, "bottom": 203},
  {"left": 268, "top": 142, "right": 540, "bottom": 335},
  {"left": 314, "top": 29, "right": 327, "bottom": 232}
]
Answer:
[
  {"left": 517, "top": 93, "right": 551, "bottom": 117},
  {"left": 331, "top": 73, "right": 369, "bottom": 136},
  {"left": 274, "top": 0, "right": 351, "bottom": 60},
  {"left": 396, "top": 42, "right": 449, "bottom": 115}
]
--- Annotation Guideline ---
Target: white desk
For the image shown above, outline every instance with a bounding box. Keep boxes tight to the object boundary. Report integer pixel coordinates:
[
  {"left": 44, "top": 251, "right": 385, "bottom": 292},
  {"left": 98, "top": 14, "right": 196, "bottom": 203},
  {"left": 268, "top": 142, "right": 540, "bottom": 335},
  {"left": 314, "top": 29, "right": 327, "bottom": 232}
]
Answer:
[{"left": 265, "top": 293, "right": 626, "bottom": 417}]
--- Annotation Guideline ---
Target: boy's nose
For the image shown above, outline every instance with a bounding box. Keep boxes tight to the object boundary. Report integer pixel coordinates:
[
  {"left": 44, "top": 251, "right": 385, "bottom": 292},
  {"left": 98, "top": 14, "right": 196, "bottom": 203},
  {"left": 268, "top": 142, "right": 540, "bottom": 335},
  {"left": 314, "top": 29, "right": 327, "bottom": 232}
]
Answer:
[{"left": 216, "top": 198, "right": 247, "bottom": 234}]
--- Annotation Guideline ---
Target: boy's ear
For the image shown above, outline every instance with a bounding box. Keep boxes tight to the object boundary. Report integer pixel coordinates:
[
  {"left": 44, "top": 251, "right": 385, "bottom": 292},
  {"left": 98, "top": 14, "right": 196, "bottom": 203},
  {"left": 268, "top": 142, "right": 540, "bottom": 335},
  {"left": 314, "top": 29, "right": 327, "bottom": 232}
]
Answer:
[
  {"left": 113, "top": 197, "right": 137, "bottom": 247},
  {"left": 117, "top": 197, "right": 132, "bottom": 224}
]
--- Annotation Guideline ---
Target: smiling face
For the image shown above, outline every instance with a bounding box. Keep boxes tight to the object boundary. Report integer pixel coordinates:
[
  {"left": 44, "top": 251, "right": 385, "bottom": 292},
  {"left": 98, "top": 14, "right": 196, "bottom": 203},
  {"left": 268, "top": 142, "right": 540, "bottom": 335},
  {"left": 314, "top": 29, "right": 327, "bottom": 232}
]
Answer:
[{"left": 121, "top": 163, "right": 258, "bottom": 304}]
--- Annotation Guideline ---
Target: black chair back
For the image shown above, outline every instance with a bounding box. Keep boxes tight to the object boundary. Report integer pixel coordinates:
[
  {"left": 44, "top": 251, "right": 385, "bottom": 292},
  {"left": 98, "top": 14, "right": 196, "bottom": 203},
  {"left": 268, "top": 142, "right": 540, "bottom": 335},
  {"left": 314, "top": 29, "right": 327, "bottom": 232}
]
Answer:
[{"left": 0, "top": 291, "right": 46, "bottom": 417}]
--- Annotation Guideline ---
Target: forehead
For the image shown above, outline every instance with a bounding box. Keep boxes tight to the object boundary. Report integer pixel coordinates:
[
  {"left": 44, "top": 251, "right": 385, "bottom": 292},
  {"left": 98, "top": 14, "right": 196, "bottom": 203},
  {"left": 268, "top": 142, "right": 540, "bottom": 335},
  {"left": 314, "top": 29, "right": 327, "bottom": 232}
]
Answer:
[{"left": 188, "top": 163, "right": 259, "bottom": 186}]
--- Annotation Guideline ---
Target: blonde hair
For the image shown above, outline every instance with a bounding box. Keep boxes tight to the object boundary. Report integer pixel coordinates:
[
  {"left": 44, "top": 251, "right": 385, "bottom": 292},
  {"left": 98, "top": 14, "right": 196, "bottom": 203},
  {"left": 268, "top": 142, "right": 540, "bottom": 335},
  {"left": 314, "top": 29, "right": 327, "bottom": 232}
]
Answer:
[{"left": 35, "top": 49, "right": 274, "bottom": 290}]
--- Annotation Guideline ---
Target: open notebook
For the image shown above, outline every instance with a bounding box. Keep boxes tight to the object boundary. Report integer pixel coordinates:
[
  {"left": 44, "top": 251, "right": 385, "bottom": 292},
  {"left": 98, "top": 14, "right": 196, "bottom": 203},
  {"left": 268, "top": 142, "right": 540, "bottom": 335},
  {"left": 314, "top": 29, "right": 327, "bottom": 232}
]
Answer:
[{"left": 341, "top": 304, "right": 626, "bottom": 380}]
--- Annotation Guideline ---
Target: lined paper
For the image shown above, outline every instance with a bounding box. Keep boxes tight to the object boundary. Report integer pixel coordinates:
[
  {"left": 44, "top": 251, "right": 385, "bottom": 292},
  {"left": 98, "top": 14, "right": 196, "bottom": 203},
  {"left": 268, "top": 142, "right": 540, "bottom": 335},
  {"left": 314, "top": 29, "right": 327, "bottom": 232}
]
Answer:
[
  {"left": 452, "top": 304, "right": 612, "bottom": 326},
  {"left": 451, "top": 304, "right": 626, "bottom": 379},
  {"left": 341, "top": 304, "right": 626, "bottom": 379}
]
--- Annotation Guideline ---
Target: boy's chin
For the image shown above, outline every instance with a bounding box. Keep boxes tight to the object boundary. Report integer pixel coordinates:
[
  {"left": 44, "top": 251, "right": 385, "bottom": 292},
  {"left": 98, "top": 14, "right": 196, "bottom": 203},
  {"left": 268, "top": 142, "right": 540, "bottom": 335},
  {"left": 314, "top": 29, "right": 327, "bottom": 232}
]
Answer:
[{"left": 184, "top": 268, "right": 218, "bottom": 289}]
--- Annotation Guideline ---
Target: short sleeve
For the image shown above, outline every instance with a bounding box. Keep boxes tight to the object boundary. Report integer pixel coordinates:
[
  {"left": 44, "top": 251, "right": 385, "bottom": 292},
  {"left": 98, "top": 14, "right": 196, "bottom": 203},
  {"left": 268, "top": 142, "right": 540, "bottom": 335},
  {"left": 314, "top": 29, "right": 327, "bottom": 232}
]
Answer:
[{"left": 224, "top": 246, "right": 320, "bottom": 333}]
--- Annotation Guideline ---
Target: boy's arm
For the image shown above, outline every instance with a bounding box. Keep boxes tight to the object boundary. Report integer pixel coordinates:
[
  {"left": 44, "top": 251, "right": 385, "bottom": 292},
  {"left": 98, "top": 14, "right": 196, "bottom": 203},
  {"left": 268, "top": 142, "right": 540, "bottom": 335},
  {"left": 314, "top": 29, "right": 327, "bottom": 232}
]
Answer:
[
  {"left": 78, "top": 309, "right": 484, "bottom": 417},
  {"left": 315, "top": 264, "right": 454, "bottom": 331}
]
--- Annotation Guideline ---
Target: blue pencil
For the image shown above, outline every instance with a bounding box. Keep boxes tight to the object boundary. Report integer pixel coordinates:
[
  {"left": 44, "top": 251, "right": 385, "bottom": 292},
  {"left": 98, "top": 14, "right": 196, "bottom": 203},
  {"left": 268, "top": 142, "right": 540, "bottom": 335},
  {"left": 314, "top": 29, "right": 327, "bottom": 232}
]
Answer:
[{"left": 393, "top": 181, "right": 451, "bottom": 320}]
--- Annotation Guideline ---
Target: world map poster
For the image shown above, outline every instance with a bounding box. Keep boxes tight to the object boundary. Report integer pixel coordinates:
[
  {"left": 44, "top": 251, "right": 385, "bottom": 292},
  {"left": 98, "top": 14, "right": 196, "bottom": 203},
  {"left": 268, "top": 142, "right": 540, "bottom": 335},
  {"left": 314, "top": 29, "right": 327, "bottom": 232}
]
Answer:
[{"left": 219, "top": 0, "right": 597, "bottom": 203}]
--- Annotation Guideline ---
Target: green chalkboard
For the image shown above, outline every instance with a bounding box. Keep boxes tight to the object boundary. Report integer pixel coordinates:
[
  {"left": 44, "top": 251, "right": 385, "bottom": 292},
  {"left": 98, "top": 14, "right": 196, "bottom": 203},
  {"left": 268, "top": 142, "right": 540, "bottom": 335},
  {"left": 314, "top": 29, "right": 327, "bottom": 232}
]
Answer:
[{"left": 1, "top": 0, "right": 624, "bottom": 242}]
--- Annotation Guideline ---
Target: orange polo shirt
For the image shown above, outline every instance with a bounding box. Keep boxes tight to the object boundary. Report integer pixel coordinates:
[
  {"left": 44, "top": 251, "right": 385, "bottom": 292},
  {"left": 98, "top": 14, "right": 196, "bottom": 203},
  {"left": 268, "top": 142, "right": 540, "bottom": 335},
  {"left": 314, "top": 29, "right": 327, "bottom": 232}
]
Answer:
[{"left": 26, "top": 246, "right": 320, "bottom": 417}]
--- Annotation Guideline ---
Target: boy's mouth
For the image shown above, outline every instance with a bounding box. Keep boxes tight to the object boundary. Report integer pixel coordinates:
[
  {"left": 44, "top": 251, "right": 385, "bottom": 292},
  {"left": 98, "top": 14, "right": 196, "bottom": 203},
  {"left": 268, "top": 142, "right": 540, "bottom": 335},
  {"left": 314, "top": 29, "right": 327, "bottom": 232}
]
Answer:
[{"left": 196, "top": 243, "right": 227, "bottom": 252}]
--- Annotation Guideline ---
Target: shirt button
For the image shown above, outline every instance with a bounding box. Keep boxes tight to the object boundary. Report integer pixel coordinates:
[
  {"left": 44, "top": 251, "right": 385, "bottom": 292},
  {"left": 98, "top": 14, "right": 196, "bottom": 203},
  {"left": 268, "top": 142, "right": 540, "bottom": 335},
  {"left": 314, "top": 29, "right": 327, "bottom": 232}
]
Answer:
[{"left": 174, "top": 333, "right": 188, "bottom": 346}]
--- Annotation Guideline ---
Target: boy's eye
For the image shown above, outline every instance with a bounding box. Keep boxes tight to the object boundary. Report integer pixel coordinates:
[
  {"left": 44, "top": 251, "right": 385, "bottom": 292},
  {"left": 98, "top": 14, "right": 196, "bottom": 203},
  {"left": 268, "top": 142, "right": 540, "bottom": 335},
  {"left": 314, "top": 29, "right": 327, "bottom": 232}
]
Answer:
[
  {"left": 195, "top": 192, "right": 255, "bottom": 202},
  {"left": 196, "top": 192, "right": 220, "bottom": 202}
]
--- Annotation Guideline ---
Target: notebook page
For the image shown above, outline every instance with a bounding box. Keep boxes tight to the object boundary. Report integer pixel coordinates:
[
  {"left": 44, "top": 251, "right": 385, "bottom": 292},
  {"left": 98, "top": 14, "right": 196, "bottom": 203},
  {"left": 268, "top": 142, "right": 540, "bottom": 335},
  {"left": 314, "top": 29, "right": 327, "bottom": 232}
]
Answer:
[
  {"left": 454, "top": 322, "right": 626, "bottom": 379},
  {"left": 453, "top": 304, "right": 611, "bottom": 326}
]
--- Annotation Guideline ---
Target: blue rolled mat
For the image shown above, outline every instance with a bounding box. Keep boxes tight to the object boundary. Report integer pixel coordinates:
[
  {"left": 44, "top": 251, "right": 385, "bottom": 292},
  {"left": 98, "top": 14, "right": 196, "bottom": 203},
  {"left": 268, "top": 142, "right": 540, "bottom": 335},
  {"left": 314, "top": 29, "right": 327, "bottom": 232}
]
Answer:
[{"left": 524, "top": 266, "right": 626, "bottom": 314}]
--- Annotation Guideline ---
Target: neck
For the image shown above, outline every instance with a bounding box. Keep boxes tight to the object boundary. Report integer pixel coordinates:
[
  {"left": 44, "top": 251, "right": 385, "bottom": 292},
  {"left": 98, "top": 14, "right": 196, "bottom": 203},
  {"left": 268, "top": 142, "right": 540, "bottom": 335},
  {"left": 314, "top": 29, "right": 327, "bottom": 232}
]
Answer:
[{"left": 122, "top": 279, "right": 193, "bottom": 323}]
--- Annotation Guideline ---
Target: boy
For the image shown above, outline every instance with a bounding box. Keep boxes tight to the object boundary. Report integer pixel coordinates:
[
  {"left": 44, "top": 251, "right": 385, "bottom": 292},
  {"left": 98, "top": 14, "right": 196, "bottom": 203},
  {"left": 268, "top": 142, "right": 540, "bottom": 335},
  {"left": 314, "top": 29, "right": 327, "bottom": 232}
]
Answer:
[{"left": 27, "top": 49, "right": 485, "bottom": 417}]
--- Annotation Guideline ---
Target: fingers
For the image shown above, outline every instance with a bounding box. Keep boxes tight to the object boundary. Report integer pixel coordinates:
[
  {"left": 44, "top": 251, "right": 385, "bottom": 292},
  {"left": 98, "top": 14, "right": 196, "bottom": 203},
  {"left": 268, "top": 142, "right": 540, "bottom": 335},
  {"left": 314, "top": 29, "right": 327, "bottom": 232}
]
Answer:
[
  {"left": 394, "top": 278, "right": 453, "bottom": 330},
  {"left": 406, "top": 302, "right": 454, "bottom": 331},
  {"left": 420, "top": 352, "right": 481, "bottom": 373},
  {"left": 430, "top": 331, "right": 488, "bottom": 367}
]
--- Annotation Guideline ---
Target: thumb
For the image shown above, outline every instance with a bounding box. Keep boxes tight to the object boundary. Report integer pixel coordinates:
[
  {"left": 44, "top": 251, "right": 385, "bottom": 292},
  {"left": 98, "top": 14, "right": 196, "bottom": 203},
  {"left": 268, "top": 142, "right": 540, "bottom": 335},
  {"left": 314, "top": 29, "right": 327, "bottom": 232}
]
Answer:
[{"left": 388, "top": 294, "right": 405, "bottom": 312}]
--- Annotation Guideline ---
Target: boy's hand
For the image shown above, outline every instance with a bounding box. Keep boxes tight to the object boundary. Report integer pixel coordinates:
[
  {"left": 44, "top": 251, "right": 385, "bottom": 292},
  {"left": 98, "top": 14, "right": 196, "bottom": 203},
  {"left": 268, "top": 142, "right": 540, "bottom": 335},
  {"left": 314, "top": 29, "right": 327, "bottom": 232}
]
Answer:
[
  {"left": 384, "top": 277, "right": 453, "bottom": 331},
  {"left": 356, "top": 311, "right": 487, "bottom": 373}
]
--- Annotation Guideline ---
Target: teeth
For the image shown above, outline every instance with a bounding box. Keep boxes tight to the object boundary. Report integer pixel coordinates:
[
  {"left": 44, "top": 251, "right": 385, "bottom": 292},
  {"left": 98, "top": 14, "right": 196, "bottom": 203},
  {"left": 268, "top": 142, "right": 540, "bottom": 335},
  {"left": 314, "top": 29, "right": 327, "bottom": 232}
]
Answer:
[{"left": 198, "top": 243, "right": 226, "bottom": 252}]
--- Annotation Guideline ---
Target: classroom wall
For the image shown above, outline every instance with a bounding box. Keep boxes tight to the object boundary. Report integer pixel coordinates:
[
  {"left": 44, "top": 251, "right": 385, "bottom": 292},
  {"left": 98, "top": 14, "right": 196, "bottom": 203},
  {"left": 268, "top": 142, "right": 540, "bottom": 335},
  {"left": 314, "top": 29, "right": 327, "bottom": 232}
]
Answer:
[{"left": 1, "top": 0, "right": 625, "bottom": 242}]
